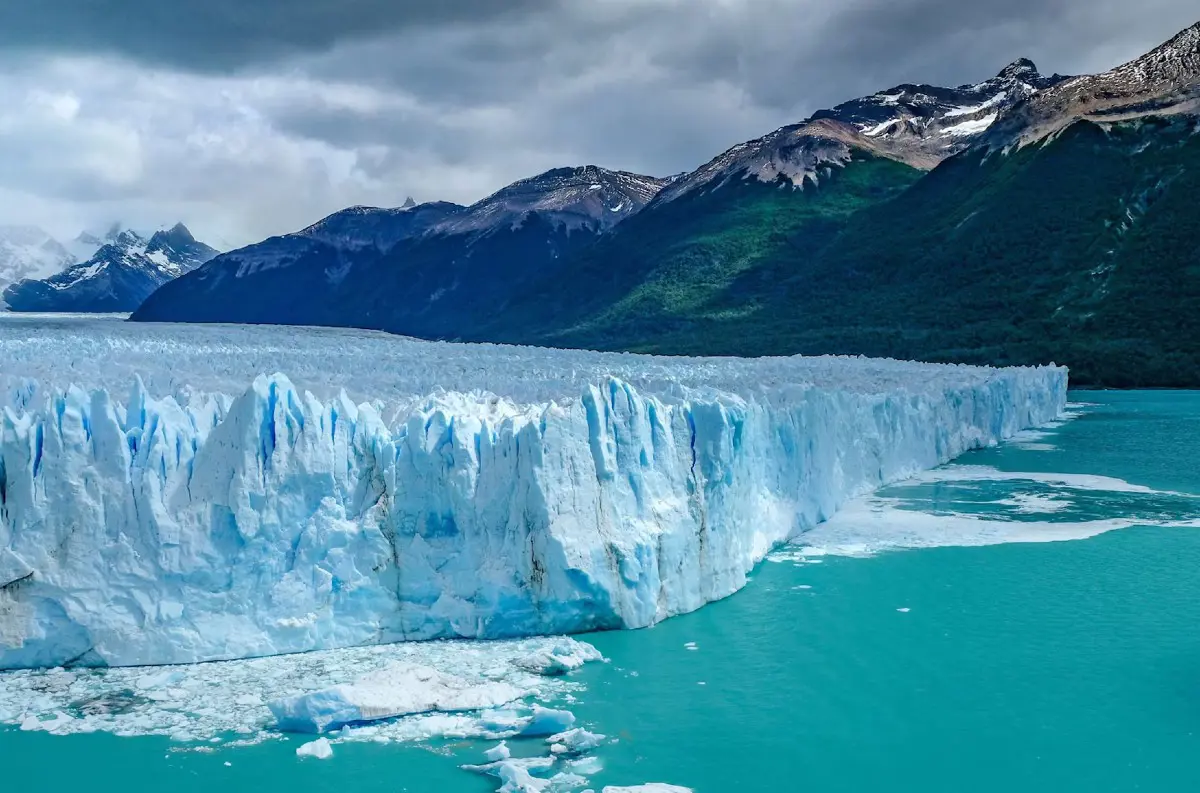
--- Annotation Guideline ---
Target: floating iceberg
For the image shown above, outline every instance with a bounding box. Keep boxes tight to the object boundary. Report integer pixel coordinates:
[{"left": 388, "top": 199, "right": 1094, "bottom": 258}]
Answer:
[
  {"left": 548, "top": 727, "right": 605, "bottom": 754},
  {"left": 0, "top": 317, "right": 1067, "bottom": 668},
  {"left": 517, "top": 705, "right": 576, "bottom": 737},
  {"left": 296, "top": 737, "right": 334, "bottom": 760},
  {"left": 269, "top": 661, "right": 524, "bottom": 733}
]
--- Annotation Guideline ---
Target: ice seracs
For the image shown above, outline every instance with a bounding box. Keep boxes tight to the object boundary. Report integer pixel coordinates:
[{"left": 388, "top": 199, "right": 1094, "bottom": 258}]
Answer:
[{"left": 0, "top": 318, "right": 1066, "bottom": 669}]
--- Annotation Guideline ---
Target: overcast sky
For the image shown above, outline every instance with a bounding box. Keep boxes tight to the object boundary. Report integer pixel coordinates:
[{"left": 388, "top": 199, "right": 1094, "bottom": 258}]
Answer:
[{"left": 0, "top": 1, "right": 1195, "bottom": 248}]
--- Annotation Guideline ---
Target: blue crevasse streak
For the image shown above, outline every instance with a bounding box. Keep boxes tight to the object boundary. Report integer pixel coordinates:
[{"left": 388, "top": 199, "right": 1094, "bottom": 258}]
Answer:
[{"left": 0, "top": 321, "right": 1067, "bottom": 668}]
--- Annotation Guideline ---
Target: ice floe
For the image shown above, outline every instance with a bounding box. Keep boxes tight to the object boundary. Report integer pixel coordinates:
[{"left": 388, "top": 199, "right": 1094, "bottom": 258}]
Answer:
[
  {"left": 784, "top": 464, "right": 1200, "bottom": 558},
  {"left": 269, "top": 661, "right": 525, "bottom": 733},
  {"left": 296, "top": 737, "right": 333, "bottom": 759},
  {"left": 0, "top": 636, "right": 601, "bottom": 744}
]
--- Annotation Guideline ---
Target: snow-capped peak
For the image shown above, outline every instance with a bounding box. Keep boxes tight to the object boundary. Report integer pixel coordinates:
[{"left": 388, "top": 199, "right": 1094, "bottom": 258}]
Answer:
[
  {"left": 982, "top": 19, "right": 1200, "bottom": 148},
  {"left": 2, "top": 222, "right": 220, "bottom": 312},
  {"left": 0, "top": 226, "right": 77, "bottom": 296},
  {"left": 994, "top": 58, "right": 1041, "bottom": 82},
  {"left": 657, "top": 55, "right": 1072, "bottom": 203}
]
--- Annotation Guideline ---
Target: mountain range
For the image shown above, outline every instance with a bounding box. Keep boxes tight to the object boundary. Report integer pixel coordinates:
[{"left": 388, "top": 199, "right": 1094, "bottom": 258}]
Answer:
[
  {"left": 0, "top": 226, "right": 78, "bottom": 300},
  {"left": 3, "top": 223, "right": 219, "bottom": 313},
  {"left": 128, "top": 20, "right": 1200, "bottom": 386}
]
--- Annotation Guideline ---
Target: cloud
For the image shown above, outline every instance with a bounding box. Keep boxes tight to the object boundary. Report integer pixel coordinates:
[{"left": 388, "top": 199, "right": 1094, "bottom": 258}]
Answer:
[
  {"left": 0, "top": 1, "right": 1195, "bottom": 249},
  {"left": 0, "top": 0, "right": 562, "bottom": 72}
]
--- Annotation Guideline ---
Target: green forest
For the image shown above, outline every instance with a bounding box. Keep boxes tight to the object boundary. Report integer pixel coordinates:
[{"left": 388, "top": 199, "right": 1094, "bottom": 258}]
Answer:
[{"left": 484, "top": 117, "right": 1200, "bottom": 387}]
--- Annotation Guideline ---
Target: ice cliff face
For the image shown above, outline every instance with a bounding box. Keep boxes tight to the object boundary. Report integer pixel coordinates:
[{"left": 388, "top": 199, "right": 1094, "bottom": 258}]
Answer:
[{"left": 0, "top": 319, "right": 1066, "bottom": 669}]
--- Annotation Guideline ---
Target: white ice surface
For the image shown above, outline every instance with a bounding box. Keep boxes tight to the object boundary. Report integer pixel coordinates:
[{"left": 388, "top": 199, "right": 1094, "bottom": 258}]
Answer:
[
  {"left": 785, "top": 464, "right": 1200, "bottom": 558},
  {"left": 296, "top": 737, "right": 333, "bottom": 759},
  {"left": 269, "top": 660, "right": 525, "bottom": 733},
  {"left": 548, "top": 727, "right": 605, "bottom": 753},
  {"left": 0, "top": 315, "right": 1066, "bottom": 668},
  {"left": 941, "top": 112, "right": 999, "bottom": 136},
  {"left": 0, "top": 635, "right": 599, "bottom": 744}
]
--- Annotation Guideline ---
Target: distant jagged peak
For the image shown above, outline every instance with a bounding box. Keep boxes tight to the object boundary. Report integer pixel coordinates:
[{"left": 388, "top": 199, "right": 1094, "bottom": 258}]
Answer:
[
  {"left": 656, "top": 59, "right": 1063, "bottom": 205},
  {"left": 108, "top": 228, "right": 146, "bottom": 249},
  {"left": 982, "top": 19, "right": 1200, "bottom": 149},
  {"left": 434, "top": 164, "right": 671, "bottom": 235},
  {"left": 0, "top": 225, "right": 76, "bottom": 287},
  {"left": 148, "top": 222, "right": 197, "bottom": 248},
  {"left": 994, "top": 57, "right": 1041, "bottom": 81},
  {"left": 401, "top": 196, "right": 417, "bottom": 210}
]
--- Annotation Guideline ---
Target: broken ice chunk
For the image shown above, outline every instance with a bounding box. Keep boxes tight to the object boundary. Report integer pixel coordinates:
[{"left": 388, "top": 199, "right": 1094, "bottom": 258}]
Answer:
[
  {"left": 268, "top": 662, "right": 524, "bottom": 733},
  {"left": 296, "top": 737, "right": 334, "bottom": 760}
]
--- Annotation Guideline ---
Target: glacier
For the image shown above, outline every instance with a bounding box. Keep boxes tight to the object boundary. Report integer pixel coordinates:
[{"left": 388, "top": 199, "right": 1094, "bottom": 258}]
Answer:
[{"left": 0, "top": 315, "right": 1067, "bottom": 669}]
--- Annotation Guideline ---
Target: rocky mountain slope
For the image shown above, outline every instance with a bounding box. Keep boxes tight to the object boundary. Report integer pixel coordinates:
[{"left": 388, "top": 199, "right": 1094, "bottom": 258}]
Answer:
[
  {"left": 507, "top": 22, "right": 1200, "bottom": 387},
  {"left": 132, "top": 167, "right": 670, "bottom": 332},
  {"left": 653, "top": 57, "right": 1070, "bottom": 205},
  {"left": 4, "top": 223, "right": 219, "bottom": 313},
  {"left": 132, "top": 20, "right": 1200, "bottom": 385},
  {"left": 451, "top": 58, "right": 1074, "bottom": 349}
]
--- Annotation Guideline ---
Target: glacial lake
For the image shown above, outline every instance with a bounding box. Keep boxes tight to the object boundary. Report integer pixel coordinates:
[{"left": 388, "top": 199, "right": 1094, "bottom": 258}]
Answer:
[{"left": 4, "top": 390, "right": 1200, "bottom": 792}]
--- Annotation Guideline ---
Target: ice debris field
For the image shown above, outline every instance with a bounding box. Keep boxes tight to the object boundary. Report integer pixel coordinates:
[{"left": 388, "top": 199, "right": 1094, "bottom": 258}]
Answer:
[
  {"left": 0, "top": 633, "right": 643, "bottom": 792},
  {"left": 0, "top": 314, "right": 1067, "bottom": 669}
]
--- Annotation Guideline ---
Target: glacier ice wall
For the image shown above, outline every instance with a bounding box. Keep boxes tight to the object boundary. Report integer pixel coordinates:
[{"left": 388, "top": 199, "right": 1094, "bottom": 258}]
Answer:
[{"left": 0, "top": 318, "right": 1067, "bottom": 668}]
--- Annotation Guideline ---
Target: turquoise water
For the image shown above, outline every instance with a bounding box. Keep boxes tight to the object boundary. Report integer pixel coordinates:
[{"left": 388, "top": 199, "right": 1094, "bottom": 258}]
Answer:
[{"left": 6, "top": 391, "right": 1200, "bottom": 791}]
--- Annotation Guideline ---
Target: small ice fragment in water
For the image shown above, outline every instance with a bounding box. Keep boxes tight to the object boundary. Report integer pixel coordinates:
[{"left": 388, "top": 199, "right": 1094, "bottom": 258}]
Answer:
[
  {"left": 296, "top": 738, "right": 334, "bottom": 760},
  {"left": 570, "top": 756, "right": 604, "bottom": 776},
  {"left": 897, "top": 608, "right": 911, "bottom": 613},
  {"left": 683, "top": 642, "right": 698, "bottom": 651},
  {"left": 484, "top": 741, "right": 511, "bottom": 762},
  {"left": 517, "top": 705, "right": 576, "bottom": 737},
  {"left": 546, "top": 728, "right": 605, "bottom": 754},
  {"left": 514, "top": 640, "right": 604, "bottom": 677}
]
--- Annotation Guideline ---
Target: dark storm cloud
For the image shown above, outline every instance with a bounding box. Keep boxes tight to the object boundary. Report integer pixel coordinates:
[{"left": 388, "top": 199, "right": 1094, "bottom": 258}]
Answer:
[
  {"left": 1, "top": 0, "right": 1196, "bottom": 246},
  {"left": 256, "top": 0, "right": 1200, "bottom": 176},
  {"left": 0, "top": 0, "right": 562, "bottom": 70}
]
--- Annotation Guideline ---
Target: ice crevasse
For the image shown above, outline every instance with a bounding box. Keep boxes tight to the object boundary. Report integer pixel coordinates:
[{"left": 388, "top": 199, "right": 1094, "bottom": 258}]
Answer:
[{"left": 0, "top": 335, "right": 1066, "bottom": 668}]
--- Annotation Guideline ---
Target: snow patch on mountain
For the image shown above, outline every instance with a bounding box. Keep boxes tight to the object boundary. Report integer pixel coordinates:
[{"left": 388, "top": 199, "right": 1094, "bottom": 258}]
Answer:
[
  {"left": 656, "top": 58, "right": 1071, "bottom": 203},
  {"left": 941, "top": 112, "right": 1000, "bottom": 137}
]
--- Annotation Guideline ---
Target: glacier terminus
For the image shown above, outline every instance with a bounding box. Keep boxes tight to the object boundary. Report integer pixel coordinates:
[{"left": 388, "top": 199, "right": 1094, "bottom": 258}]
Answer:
[{"left": 0, "top": 315, "right": 1066, "bottom": 669}]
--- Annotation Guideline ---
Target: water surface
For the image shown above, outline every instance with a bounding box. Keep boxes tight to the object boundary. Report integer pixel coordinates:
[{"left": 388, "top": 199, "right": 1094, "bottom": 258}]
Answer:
[{"left": 6, "top": 391, "right": 1199, "bottom": 792}]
